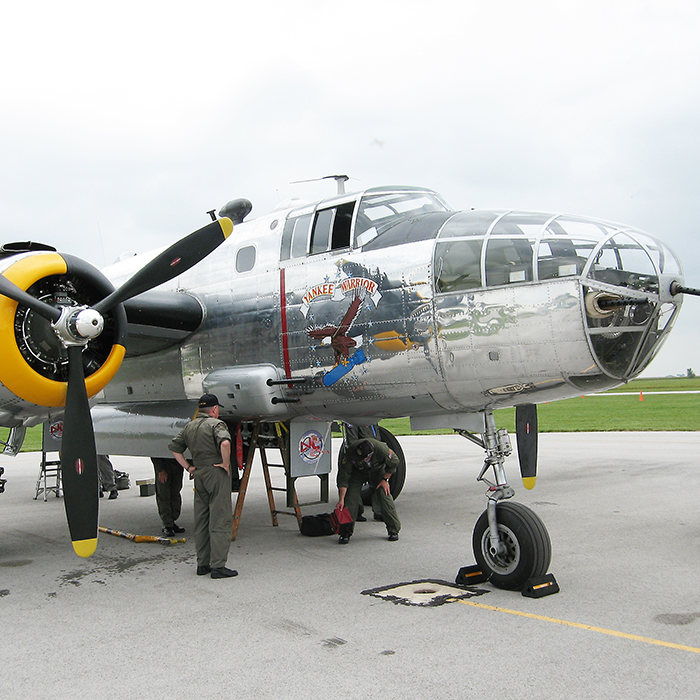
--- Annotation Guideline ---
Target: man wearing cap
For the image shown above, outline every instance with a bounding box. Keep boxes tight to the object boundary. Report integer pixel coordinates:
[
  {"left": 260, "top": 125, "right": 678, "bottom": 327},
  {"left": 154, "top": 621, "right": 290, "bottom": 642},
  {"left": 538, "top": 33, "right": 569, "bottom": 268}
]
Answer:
[
  {"left": 335, "top": 437, "right": 401, "bottom": 545},
  {"left": 169, "top": 394, "right": 237, "bottom": 579}
]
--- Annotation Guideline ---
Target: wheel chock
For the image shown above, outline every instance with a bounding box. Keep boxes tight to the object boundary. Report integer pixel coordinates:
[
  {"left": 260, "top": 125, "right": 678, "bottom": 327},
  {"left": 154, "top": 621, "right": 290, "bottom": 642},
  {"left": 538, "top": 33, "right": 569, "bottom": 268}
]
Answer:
[
  {"left": 455, "top": 565, "right": 490, "bottom": 586},
  {"left": 521, "top": 573, "right": 559, "bottom": 598}
]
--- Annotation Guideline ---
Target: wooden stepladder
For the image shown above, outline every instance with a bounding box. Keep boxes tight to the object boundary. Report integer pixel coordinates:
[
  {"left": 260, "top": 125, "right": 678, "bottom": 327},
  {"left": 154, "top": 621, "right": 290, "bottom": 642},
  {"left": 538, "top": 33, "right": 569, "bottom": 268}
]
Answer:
[{"left": 231, "top": 422, "right": 303, "bottom": 541}]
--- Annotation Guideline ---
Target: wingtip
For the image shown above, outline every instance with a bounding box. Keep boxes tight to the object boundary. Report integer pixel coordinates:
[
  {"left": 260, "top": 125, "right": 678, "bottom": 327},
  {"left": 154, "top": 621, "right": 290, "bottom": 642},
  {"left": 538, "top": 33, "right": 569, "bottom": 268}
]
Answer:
[{"left": 72, "top": 537, "right": 98, "bottom": 558}]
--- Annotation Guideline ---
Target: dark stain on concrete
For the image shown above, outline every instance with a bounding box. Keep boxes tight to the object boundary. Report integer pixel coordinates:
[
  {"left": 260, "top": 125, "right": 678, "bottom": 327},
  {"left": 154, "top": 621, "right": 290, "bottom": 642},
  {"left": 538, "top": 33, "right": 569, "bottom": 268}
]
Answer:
[{"left": 654, "top": 612, "right": 700, "bottom": 626}]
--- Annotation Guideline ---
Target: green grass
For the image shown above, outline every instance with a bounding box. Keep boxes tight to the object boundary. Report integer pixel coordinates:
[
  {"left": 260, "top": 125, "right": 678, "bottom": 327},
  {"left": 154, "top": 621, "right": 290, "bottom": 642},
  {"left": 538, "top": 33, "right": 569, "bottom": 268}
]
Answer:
[
  {"left": 4, "top": 377, "right": 698, "bottom": 452},
  {"left": 381, "top": 376, "right": 700, "bottom": 435}
]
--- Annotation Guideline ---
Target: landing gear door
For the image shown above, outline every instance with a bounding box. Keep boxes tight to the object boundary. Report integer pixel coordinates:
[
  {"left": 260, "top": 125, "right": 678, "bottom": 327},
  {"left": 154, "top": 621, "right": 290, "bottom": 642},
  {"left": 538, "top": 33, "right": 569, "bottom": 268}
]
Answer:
[{"left": 289, "top": 420, "right": 333, "bottom": 478}]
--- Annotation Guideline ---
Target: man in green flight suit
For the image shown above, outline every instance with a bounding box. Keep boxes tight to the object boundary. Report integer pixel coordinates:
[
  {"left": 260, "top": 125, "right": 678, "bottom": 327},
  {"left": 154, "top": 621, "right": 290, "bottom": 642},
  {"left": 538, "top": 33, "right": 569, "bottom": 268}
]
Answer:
[
  {"left": 169, "top": 394, "right": 237, "bottom": 579},
  {"left": 336, "top": 437, "right": 401, "bottom": 545}
]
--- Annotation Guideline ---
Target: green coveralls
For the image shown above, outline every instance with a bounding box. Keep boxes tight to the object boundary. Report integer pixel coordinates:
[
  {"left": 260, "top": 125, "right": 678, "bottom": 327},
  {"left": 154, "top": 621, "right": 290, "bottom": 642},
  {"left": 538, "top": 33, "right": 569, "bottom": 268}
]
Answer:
[
  {"left": 151, "top": 457, "right": 184, "bottom": 529},
  {"left": 169, "top": 416, "right": 232, "bottom": 570},
  {"left": 337, "top": 437, "right": 401, "bottom": 536}
]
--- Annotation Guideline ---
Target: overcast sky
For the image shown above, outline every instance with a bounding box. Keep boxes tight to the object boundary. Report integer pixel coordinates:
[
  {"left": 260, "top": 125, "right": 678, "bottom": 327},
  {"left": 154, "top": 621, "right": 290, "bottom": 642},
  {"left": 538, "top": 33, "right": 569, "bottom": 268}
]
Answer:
[{"left": 1, "top": 0, "right": 699, "bottom": 377}]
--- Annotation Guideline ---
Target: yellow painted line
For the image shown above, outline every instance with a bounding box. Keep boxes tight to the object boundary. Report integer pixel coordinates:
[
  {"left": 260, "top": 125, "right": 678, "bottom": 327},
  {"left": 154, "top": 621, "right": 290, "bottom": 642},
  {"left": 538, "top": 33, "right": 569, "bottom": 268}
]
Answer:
[{"left": 457, "top": 599, "right": 700, "bottom": 655}]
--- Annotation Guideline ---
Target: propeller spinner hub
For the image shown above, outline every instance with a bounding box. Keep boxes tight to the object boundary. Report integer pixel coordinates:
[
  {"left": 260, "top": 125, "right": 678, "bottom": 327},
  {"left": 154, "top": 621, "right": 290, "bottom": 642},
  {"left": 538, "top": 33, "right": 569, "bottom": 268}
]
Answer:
[
  {"left": 73, "top": 307, "right": 105, "bottom": 339},
  {"left": 52, "top": 305, "right": 105, "bottom": 346}
]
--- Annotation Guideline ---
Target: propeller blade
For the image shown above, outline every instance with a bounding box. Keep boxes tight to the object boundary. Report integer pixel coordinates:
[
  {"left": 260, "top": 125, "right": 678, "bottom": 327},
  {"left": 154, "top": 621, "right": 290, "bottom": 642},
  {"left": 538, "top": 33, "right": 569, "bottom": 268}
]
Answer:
[
  {"left": 94, "top": 217, "right": 233, "bottom": 314},
  {"left": 0, "top": 274, "right": 61, "bottom": 323},
  {"left": 515, "top": 403, "right": 538, "bottom": 490},
  {"left": 61, "top": 345, "right": 99, "bottom": 557}
]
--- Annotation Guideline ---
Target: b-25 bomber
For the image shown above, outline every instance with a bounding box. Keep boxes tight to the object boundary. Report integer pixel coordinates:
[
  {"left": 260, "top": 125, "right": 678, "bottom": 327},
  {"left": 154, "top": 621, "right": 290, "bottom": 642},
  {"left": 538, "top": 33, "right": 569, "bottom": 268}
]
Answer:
[{"left": 0, "top": 179, "right": 694, "bottom": 589}]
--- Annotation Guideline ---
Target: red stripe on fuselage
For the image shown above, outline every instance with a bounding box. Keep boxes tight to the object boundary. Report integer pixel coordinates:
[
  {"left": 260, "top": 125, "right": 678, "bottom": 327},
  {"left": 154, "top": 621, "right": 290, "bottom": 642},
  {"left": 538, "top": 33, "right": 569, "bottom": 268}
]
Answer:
[{"left": 280, "top": 268, "right": 292, "bottom": 379}]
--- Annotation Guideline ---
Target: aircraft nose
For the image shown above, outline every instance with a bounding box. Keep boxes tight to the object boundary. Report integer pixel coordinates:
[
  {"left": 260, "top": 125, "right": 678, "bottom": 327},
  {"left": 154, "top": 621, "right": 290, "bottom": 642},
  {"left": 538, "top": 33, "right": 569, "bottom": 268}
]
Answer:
[{"left": 581, "top": 229, "right": 682, "bottom": 379}]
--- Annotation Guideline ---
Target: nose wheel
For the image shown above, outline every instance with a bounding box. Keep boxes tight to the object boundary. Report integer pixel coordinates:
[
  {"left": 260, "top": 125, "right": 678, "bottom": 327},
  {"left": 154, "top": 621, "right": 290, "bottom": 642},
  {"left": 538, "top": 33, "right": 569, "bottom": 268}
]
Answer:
[
  {"left": 458, "top": 410, "right": 552, "bottom": 590},
  {"left": 472, "top": 501, "right": 551, "bottom": 590}
]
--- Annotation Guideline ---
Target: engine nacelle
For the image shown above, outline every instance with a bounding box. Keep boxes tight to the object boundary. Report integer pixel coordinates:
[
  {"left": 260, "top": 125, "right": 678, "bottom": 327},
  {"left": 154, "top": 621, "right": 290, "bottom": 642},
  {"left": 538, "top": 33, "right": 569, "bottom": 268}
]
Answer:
[{"left": 0, "top": 249, "right": 127, "bottom": 413}]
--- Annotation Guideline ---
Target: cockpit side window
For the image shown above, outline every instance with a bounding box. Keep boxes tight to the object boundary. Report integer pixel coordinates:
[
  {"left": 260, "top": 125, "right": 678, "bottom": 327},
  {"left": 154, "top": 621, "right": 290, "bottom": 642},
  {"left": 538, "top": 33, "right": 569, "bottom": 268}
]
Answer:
[
  {"left": 281, "top": 213, "right": 312, "bottom": 261},
  {"left": 311, "top": 208, "right": 334, "bottom": 254},
  {"left": 332, "top": 202, "right": 354, "bottom": 249},
  {"left": 310, "top": 201, "right": 355, "bottom": 255}
]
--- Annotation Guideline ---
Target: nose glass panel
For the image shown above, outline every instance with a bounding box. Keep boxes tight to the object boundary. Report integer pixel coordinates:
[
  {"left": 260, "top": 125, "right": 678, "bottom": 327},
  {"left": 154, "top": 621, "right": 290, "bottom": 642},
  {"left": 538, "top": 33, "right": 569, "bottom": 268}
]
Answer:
[{"left": 584, "top": 231, "right": 681, "bottom": 379}]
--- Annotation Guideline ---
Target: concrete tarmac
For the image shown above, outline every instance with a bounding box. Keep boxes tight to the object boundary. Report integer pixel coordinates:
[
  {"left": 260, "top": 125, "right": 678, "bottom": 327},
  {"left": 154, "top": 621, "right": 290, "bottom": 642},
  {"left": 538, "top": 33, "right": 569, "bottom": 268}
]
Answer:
[{"left": 1, "top": 432, "right": 699, "bottom": 699}]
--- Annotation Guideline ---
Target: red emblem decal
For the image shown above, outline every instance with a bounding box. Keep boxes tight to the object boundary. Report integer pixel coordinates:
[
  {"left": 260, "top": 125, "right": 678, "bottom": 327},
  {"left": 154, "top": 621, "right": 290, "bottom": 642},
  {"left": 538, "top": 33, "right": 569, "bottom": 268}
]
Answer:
[
  {"left": 75, "top": 458, "right": 84, "bottom": 475},
  {"left": 299, "top": 430, "right": 325, "bottom": 464},
  {"left": 170, "top": 257, "right": 182, "bottom": 267}
]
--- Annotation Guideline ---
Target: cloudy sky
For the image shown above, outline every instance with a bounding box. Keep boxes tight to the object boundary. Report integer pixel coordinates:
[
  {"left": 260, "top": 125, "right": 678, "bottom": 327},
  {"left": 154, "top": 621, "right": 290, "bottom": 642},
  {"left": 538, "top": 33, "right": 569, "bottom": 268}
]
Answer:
[{"left": 1, "top": 0, "right": 699, "bottom": 377}]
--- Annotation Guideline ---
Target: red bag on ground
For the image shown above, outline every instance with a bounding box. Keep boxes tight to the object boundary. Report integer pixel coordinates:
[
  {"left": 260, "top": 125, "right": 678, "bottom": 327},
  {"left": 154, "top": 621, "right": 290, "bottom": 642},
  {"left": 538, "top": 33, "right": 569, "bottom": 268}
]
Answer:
[{"left": 330, "top": 506, "right": 353, "bottom": 535}]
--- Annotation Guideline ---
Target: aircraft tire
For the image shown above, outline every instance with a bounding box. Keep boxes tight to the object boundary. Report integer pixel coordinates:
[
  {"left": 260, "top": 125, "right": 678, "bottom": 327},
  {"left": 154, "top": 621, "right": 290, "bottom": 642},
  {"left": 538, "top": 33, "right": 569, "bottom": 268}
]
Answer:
[{"left": 472, "top": 501, "right": 551, "bottom": 591}]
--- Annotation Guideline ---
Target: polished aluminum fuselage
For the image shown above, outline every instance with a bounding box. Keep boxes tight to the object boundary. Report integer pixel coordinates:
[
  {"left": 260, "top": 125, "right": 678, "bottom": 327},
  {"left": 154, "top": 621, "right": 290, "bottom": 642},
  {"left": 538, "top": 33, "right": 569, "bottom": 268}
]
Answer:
[
  {"left": 99, "top": 223, "right": 582, "bottom": 415},
  {"left": 90, "top": 187, "right": 681, "bottom": 458}
]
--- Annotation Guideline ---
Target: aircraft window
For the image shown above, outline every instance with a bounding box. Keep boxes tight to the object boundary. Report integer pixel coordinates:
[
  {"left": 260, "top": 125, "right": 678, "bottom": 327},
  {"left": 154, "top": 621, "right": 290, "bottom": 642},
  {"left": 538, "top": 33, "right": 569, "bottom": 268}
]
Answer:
[
  {"left": 434, "top": 240, "right": 483, "bottom": 292},
  {"left": 281, "top": 213, "right": 312, "bottom": 260},
  {"left": 491, "top": 213, "right": 551, "bottom": 237},
  {"left": 291, "top": 217, "right": 311, "bottom": 258},
  {"left": 642, "top": 239, "right": 682, "bottom": 276},
  {"left": 588, "top": 233, "right": 658, "bottom": 292},
  {"left": 361, "top": 212, "right": 455, "bottom": 251},
  {"left": 438, "top": 211, "right": 504, "bottom": 238},
  {"left": 236, "top": 246, "right": 256, "bottom": 273},
  {"left": 537, "top": 238, "right": 592, "bottom": 280},
  {"left": 311, "top": 208, "right": 333, "bottom": 254},
  {"left": 550, "top": 218, "right": 614, "bottom": 240},
  {"left": 309, "top": 201, "right": 355, "bottom": 255},
  {"left": 629, "top": 303, "right": 678, "bottom": 375},
  {"left": 331, "top": 201, "right": 354, "bottom": 249},
  {"left": 364, "top": 204, "right": 395, "bottom": 221},
  {"left": 355, "top": 191, "right": 449, "bottom": 241},
  {"left": 485, "top": 238, "right": 533, "bottom": 286}
]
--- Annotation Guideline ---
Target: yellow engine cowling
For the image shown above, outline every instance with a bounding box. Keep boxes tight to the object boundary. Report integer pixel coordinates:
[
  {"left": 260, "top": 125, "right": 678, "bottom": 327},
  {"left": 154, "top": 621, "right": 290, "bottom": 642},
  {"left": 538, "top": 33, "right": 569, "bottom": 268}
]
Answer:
[{"left": 0, "top": 252, "right": 126, "bottom": 408}]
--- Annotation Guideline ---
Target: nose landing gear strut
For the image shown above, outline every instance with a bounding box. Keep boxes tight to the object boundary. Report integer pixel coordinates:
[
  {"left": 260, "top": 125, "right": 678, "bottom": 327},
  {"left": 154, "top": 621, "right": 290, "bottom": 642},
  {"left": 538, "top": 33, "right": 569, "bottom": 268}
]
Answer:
[{"left": 457, "top": 411, "right": 551, "bottom": 590}]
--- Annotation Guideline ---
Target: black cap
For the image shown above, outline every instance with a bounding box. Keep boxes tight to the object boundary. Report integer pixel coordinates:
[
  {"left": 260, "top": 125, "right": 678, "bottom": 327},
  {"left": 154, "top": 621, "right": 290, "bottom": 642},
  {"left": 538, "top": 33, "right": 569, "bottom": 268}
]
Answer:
[
  {"left": 198, "top": 393, "right": 223, "bottom": 409},
  {"left": 352, "top": 439, "right": 374, "bottom": 462}
]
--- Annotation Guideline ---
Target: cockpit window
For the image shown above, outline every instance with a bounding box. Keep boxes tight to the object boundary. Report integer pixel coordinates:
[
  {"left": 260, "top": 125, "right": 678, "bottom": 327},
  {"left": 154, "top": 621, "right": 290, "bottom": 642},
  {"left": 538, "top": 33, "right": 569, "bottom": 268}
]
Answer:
[
  {"left": 310, "top": 201, "right": 355, "bottom": 254},
  {"left": 280, "top": 213, "right": 312, "bottom": 261},
  {"left": 282, "top": 202, "right": 355, "bottom": 260},
  {"left": 355, "top": 191, "right": 450, "bottom": 246}
]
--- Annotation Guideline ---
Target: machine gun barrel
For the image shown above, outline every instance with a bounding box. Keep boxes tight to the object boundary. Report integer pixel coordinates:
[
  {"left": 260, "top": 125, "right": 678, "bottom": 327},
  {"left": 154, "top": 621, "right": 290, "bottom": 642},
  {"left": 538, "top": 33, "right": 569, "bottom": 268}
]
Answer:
[
  {"left": 670, "top": 282, "right": 700, "bottom": 297},
  {"left": 597, "top": 297, "right": 649, "bottom": 309}
]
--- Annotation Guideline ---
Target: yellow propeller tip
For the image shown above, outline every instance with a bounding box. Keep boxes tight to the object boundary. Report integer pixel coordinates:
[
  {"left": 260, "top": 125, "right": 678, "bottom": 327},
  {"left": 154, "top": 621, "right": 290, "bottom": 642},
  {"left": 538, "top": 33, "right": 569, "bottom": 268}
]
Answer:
[
  {"left": 219, "top": 217, "right": 234, "bottom": 238},
  {"left": 522, "top": 477, "right": 537, "bottom": 490},
  {"left": 72, "top": 537, "right": 98, "bottom": 558}
]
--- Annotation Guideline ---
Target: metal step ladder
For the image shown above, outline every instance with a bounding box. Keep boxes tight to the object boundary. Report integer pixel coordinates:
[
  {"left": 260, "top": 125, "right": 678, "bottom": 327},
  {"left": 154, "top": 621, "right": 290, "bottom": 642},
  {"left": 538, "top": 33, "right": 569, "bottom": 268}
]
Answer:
[
  {"left": 232, "top": 422, "right": 309, "bottom": 541},
  {"left": 34, "top": 451, "right": 62, "bottom": 501}
]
